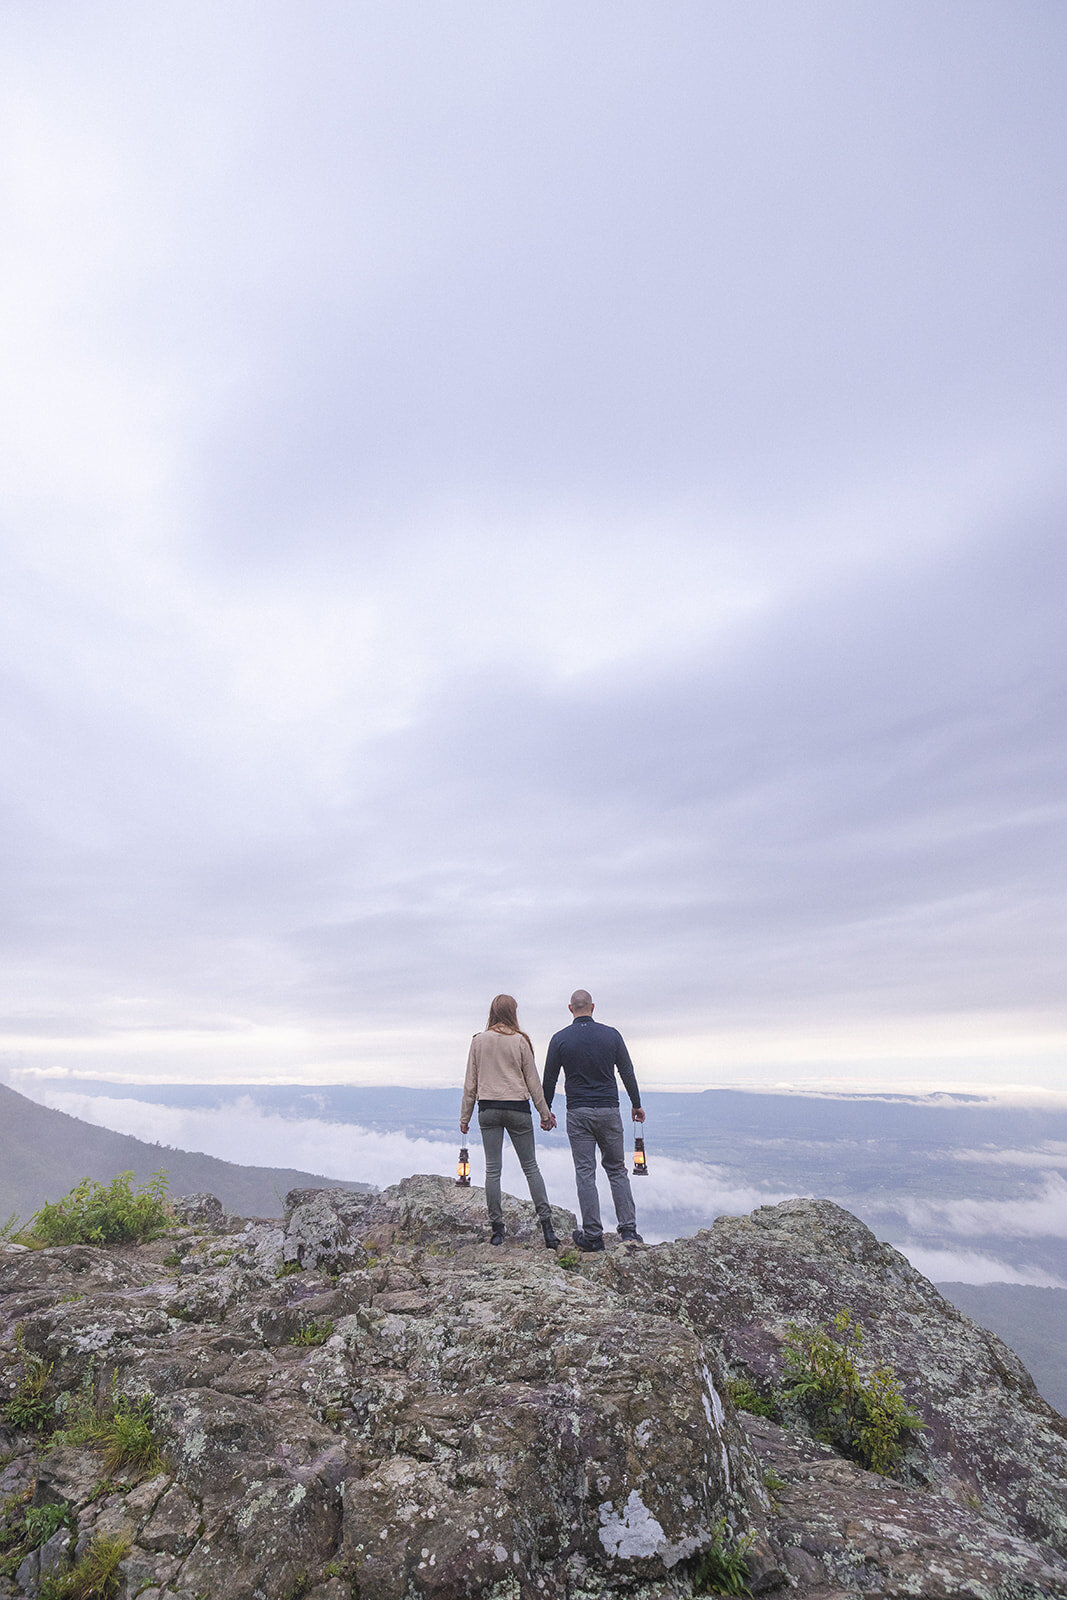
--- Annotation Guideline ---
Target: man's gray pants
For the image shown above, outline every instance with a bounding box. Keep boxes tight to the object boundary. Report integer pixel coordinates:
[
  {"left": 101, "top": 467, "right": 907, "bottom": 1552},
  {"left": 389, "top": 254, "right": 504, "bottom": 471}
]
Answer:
[
  {"left": 477, "top": 1107, "right": 553, "bottom": 1228},
  {"left": 565, "top": 1106, "right": 636, "bottom": 1240}
]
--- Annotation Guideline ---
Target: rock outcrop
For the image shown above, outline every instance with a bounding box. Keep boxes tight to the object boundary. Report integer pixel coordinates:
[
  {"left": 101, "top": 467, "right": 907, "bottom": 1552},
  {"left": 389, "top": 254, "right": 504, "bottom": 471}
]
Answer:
[{"left": 1, "top": 1177, "right": 1065, "bottom": 1600}]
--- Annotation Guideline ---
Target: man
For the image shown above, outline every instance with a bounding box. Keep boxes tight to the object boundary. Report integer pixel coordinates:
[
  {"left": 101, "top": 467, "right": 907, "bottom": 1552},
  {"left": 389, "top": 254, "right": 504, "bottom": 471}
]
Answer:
[{"left": 542, "top": 989, "right": 645, "bottom": 1251}]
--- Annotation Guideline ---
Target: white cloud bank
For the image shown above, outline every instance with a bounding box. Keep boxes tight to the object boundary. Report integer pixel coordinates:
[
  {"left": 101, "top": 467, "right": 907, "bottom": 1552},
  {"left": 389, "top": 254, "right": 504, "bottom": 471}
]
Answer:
[
  {"left": 39, "top": 1091, "right": 788, "bottom": 1242},
  {"left": 901, "top": 1175, "right": 1067, "bottom": 1241},
  {"left": 953, "top": 1143, "right": 1067, "bottom": 1169},
  {"left": 899, "top": 1245, "right": 1066, "bottom": 1289},
  {"left": 37, "top": 1090, "right": 1067, "bottom": 1284}
]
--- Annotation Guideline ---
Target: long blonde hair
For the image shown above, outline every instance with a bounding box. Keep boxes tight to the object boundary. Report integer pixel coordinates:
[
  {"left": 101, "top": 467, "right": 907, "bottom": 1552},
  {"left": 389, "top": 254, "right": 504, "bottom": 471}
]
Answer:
[{"left": 486, "top": 993, "right": 533, "bottom": 1053}]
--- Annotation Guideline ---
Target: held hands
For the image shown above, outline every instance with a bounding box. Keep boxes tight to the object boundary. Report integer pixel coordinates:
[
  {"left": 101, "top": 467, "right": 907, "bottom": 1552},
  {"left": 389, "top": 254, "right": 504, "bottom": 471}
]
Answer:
[
  {"left": 632, "top": 1107, "right": 646, "bottom": 1123},
  {"left": 541, "top": 1112, "right": 557, "bottom": 1131}
]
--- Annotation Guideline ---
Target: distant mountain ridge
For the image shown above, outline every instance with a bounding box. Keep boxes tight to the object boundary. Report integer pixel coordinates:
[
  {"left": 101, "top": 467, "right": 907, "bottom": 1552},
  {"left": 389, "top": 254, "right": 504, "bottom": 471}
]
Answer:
[{"left": 0, "top": 1082, "right": 371, "bottom": 1222}]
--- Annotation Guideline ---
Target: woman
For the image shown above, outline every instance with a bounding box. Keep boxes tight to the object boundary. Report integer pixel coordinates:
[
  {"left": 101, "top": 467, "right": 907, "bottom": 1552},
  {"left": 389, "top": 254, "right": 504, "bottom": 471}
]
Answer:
[{"left": 460, "top": 994, "right": 560, "bottom": 1248}]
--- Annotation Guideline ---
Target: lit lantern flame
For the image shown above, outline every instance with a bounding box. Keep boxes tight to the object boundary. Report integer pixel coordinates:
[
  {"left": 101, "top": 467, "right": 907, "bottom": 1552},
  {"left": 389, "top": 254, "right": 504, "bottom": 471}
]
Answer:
[
  {"left": 632, "top": 1135, "right": 648, "bottom": 1176},
  {"left": 456, "top": 1146, "right": 471, "bottom": 1187}
]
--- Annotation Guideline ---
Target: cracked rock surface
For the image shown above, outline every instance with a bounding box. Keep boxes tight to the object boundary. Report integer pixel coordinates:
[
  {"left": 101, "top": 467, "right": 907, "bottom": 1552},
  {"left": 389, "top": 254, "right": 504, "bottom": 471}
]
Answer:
[{"left": 1, "top": 1178, "right": 1065, "bottom": 1599}]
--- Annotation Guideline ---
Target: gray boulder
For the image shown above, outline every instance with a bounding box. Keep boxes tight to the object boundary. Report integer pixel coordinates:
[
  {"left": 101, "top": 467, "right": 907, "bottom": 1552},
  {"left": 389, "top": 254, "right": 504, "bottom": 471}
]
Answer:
[{"left": 1, "top": 1178, "right": 1065, "bottom": 1600}]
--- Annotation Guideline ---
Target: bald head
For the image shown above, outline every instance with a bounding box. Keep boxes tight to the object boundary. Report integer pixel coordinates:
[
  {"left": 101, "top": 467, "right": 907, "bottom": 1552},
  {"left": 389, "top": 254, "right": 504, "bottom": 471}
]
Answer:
[{"left": 569, "top": 989, "right": 594, "bottom": 1015}]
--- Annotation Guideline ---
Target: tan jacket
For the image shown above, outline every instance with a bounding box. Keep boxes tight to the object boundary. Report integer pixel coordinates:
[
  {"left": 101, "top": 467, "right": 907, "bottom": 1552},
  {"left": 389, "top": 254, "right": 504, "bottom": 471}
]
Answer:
[{"left": 460, "top": 1028, "right": 551, "bottom": 1125}]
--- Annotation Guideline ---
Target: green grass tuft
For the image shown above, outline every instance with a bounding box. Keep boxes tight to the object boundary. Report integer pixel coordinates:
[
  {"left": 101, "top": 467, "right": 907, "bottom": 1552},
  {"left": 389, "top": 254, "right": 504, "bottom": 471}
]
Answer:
[
  {"left": 52, "top": 1377, "right": 163, "bottom": 1477},
  {"left": 726, "top": 1377, "right": 779, "bottom": 1421},
  {"left": 3, "top": 1331, "right": 56, "bottom": 1433},
  {"left": 38, "top": 1533, "right": 130, "bottom": 1600},
  {"left": 291, "top": 1319, "right": 335, "bottom": 1347}
]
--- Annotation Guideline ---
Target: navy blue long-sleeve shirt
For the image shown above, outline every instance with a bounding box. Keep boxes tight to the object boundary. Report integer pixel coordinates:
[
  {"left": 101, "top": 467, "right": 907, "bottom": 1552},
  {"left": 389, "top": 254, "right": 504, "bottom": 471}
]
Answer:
[{"left": 542, "top": 1015, "right": 642, "bottom": 1110}]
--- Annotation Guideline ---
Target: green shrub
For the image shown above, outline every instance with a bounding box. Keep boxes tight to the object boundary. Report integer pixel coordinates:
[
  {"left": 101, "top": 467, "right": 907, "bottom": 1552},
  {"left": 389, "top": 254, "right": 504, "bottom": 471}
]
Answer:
[
  {"left": 52, "top": 1378, "right": 163, "bottom": 1476},
  {"left": 726, "top": 1377, "right": 779, "bottom": 1421},
  {"left": 3, "top": 1332, "right": 56, "bottom": 1433},
  {"left": 0, "top": 1212, "right": 22, "bottom": 1243},
  {"left": 689, "top": 1518, "right": 754, "bottom": 1595},
  {"left": 38, "top": 1533, "right": 129, "bottom": 1600},
  {"left": 782, "top": 1310, "right": 924, "bottom": 1475},
  {"left": 557, "top": 1248, "right": 580, "bottom": 1269},
  {"left": 27, "top": 1173, "right": 171, "bottom": 1248},
  {"left": 275, "top": 1260, "right": 303, "bottom": 1279},
  {"left": 292, "top": 1319, "right": 334, "bottom": 1347}
]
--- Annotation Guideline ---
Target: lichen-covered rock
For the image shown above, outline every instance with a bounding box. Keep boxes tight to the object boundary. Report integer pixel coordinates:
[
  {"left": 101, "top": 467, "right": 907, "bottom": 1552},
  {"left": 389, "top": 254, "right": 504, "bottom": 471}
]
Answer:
[
  {"left": 600, "top": 1198, "right": 1067, "bottom": 1561},
  {"left": 284, "top": 1187, "right": 375, "bottom": 1272},
  {"left": 287, "top": 1173, "right": 577, "bottom": 1257},
  {"left": 171, "top": 1193, "right": 227, "bottom": 1231},
  {"left": 1, "top": 1179, "right": 1065, "bottom": 1600},
  {"left": 336, "top": 1256, "right": 753, "bottom": 1597},
  {"left": 744, "top": 1411, "right": 1067, "bottom": 1599}
]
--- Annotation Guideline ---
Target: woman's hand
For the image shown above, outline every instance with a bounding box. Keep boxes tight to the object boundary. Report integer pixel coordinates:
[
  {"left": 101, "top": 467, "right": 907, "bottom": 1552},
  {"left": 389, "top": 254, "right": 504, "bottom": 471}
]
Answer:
[
  {"left": 460, "top": 1121, "right": 469, "bottom": 1135},
  {"left": 540, "top": 1113, "right": 557, "bottom": 1131}
]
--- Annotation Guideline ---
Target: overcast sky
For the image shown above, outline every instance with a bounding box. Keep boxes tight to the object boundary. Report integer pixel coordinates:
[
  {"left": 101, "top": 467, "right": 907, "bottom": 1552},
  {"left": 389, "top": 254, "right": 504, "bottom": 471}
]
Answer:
[{"left": 1, "top": 2, "right": 1065, "bottom": 1091}]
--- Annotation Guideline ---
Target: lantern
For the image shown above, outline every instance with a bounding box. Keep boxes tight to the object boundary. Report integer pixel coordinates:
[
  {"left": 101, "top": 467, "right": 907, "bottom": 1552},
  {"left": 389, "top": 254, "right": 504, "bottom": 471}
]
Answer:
[
  {"left": 456, "top": 1146, "right": 471, "bottom": 1187},
  {"left": 632, "top": 1135, "right": 648, "bottom": 1176}
]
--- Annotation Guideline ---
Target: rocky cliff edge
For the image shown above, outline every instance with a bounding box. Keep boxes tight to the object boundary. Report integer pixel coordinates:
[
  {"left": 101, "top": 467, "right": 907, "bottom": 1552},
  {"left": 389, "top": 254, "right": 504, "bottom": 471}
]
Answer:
[{"left": 1, "top": 1177, "right": 1066, "bottom": 1600}]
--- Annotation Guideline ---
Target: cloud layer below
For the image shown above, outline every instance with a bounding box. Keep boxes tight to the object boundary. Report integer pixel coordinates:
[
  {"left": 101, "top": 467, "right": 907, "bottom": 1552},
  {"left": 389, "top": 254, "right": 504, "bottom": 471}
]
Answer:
[
  {"left": 35, "top": 1088, "right": 1067, "bottom": 1284},
  {"left": 38, "top": 1091, "right": 788, "bottom": 1245}
]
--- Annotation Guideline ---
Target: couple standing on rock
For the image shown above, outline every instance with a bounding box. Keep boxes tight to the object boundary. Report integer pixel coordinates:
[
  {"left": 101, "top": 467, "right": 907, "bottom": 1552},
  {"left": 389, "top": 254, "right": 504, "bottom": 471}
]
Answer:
[{"left": 459, "top": 989, "right": 646, "bottom": 1252}]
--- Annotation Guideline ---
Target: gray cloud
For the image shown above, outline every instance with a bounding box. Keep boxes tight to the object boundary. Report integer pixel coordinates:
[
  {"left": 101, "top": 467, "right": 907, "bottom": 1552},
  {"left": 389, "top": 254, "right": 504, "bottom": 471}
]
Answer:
[{"left": 0, "top": 4, "right": 1065, "bottom": 1084}]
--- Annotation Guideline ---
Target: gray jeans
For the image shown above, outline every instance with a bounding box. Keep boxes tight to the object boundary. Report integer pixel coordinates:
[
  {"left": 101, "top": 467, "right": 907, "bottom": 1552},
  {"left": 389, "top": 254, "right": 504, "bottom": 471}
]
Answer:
[
  {"left": 566, "top": 1105, "right": 636, "bottom": 1239},
  {"left": 478, "top": 1106, "right": 552, "bottom": 1227}
]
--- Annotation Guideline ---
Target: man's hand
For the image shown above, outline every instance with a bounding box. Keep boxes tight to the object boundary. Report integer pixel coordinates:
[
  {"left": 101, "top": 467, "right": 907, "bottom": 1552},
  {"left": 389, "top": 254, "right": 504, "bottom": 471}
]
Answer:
[
  {"left": 460, "top": 1121, "right": 469, "bottom": 1135},
  {"left": 541, "top": 1112, "right": 557, "bottom": 1131},
  {"left": 632, "top": 1107, "right": 646, "bottom": 1123}
]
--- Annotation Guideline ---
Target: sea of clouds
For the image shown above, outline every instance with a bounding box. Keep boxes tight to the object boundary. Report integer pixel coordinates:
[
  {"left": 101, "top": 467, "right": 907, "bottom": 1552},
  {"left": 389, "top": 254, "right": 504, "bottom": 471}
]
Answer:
[
  {"left": 37, "top": 1091, "right": 790, "bottom": 1244},
  {"left": 34, "top": 1089, "right": 1067, "bottom": 1284}
]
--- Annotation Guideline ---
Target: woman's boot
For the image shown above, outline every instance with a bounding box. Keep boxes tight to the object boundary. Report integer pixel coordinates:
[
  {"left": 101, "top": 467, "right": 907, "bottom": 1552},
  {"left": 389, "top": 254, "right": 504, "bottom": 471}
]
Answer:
[{"left": 542, "top": 1219, "right": 560, "bottom": 1249}]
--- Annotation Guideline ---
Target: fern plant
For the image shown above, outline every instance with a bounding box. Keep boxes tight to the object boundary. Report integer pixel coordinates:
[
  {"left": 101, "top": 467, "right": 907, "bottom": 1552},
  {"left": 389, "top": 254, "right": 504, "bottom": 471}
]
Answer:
[
  {"left": 782, "top": 1310, "right": 924, "bottom": 1475},
  {"left": 689, "top": 1518, "right": 754, "bottom": 1595}
]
